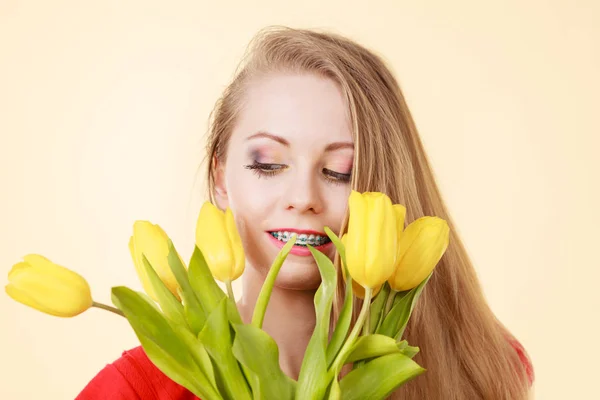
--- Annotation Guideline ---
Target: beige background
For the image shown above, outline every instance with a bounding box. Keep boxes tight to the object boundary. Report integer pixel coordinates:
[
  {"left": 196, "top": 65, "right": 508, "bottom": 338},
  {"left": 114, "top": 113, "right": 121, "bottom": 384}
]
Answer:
[{"left": 1, "top": 0, "right": 598, "bottom": 398}]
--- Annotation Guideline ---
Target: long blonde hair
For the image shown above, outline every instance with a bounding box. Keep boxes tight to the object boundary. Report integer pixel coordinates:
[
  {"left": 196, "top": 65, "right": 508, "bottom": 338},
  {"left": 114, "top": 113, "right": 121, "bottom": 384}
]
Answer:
[{"left": 205, "top": 26, "right": 531, "bottom": 399}]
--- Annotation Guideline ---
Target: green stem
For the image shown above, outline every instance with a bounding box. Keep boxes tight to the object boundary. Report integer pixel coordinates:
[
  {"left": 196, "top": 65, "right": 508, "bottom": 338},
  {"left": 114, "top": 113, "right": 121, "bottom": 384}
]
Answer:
[
  {"left": 252, "top": 236, "right": 296, "bottom": 329},
  {"left": 92, "top": 301, "right": 125, "bottom": 317},
  {"left": 374, "top": 289, "right": 396, "bottom": 333},
  {"left": 225, "top": 279, "right": 236, "bottom": 301},
  {"left": 362, "top": 306, "right": 371, "bottom": 335},
  {"left": 383, "top": 289, "right": 397, "bottom": 316},
  {"left": 329, "top": 287, "right": 373, "bottom": 374}
]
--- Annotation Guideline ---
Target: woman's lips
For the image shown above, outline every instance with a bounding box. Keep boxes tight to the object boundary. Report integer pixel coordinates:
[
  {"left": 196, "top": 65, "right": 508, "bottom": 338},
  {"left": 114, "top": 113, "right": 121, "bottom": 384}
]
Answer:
[{"left": 265, "top": 232, "right": 333, "bottom": 256}]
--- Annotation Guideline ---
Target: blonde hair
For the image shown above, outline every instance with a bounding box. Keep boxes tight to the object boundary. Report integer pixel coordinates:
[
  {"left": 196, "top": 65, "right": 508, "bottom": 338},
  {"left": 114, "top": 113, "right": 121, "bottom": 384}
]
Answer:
[{"left": 205, "top": 26, "right": 531, "bottom": 399}]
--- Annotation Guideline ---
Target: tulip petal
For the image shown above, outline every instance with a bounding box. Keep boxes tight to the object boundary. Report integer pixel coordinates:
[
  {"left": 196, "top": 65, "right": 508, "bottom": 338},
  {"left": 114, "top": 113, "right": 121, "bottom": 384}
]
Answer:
[
  {"left": 132, "top": 221, "right": 181, "bottom": 299},
  {"left": 390, "top": 217, "right": 449, "bottom": 291},
  {"left": 393, "top": 205, "right": 407, "bottom": 270},
  {"left": 196, "top": 202, "right": 234, "bottom": 282},
  {"left": 10, "top": 260, "right": 90, "bottom": 293},
  {"left": 340, "top": 230, "right": 382, "bottom": 299},
  {"left": 400, "top": 220, "right": 448, "bottom": 290},
  {"left": 22, "top": 254, "right": 53, "bottom": 265},
  {"left": 346, "top": 191, "right": 367, "bottom": 285},
  {"left": 5, "top": 283, "right": 64, "bottom": 316},
  {"left": 7, "top": 261, "right": 31, "bottom": 280},
  {"left": 7, "top": 264, "right": 92, "bottom": 317},
  {"left": 364, "top": 193, "right": 397, "bottom": 288},
  {"left": 393, "top": 204, "right": 407, "bottom": 235},
  {"left": 129, "top": 235, "right": 156, "bottom": 299},
  {"left": 225, "top": 208, "right": 245, "bottom": 281}
]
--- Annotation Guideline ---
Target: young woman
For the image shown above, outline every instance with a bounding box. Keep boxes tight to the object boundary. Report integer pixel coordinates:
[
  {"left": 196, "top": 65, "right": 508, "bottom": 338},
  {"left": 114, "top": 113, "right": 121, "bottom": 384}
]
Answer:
[{"left": 77, "top": 26, "right": 534, "bottom": 399}]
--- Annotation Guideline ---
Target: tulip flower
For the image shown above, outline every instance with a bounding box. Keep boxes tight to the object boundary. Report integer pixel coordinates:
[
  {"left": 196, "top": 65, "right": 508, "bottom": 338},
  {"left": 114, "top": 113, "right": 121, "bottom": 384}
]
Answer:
[
  {"left": 5, "top": 254, "right": 93, "bottom": 317},
  {"left": 129, "top": 221, "right": 181, "bottom": 301},
  {"left": 344, "top": 191, "right": 398, "bottom": 290},
  {"left": 195, "top": 202, "right": 245, "bottom": 283},
  {"left": 388, "top": 216, "right": 449, "bottom": 291},
  {"left": 340, "top": 234, "right": 382, "bottom": 300},
  {"left": 393, "top": 204, "right": 407, "bottom": 240}
]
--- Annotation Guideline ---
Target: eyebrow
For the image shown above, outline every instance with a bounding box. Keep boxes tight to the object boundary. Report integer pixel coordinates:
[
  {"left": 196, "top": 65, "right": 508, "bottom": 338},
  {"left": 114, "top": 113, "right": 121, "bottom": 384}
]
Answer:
[{"left": 246, "top": 131, "right": 353, "bottom": 152}]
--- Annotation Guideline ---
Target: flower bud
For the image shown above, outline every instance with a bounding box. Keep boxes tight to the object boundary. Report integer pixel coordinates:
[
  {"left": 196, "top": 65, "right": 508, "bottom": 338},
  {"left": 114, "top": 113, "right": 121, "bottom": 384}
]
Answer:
[
  {"left": 195, "top": 202, "right": 245, "bottom": 282},
  {"left": 129, "top": 221, "right": 181, "bottom": 301},
  {"left": 340, "top": 234, "right": 382, "bottom": 299},
  {"left": 345, "top": 191, "right": 398, "bottom": 289},
  {"left": 388, "top": 216, "right": 449, "bottom": 291},
  {"left": 5, "top": 254, "right": 92, "bottom": 317}
]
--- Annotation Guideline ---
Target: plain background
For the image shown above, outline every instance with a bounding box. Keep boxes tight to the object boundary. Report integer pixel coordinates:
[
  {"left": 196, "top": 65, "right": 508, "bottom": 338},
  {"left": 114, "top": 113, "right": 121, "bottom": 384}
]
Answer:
[{"left": 1, "top": 1, "right": 597, "bottom": 398}]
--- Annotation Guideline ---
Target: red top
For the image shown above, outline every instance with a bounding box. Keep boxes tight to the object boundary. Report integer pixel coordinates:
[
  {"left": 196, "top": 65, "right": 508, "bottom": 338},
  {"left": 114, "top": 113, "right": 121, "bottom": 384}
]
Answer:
[{"left": 76, "top": 340, "right": 534, "bottom": 399}]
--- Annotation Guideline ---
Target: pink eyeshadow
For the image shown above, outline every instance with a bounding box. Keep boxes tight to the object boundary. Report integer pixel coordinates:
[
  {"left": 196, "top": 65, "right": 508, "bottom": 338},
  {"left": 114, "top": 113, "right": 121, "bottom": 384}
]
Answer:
[
  {"left": 249, "top": 146, "right": 283, "bottom": 163},
  {"left": 326, "top": 157, "right": 353, "bottom": 174}
]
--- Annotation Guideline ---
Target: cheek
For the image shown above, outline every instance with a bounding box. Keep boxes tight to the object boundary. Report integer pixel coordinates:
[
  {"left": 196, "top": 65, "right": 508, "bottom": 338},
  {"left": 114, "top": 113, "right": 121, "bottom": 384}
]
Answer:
[
  {"left": 325, "top": 184, "right": 352, "bottom": 229},
  {"left": 225, "top": 168, "right": 278, "bottom": 227}
]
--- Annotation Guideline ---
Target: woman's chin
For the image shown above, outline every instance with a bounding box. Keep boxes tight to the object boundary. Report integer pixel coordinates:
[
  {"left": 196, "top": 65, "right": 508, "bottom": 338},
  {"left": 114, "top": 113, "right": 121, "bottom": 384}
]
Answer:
[{"left": 271, "top": 259, "right": 323, "bottom": 291}]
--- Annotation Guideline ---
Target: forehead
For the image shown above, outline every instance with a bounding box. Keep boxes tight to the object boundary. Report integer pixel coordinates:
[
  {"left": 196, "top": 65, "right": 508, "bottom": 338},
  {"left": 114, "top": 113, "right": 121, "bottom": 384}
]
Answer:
[{"left": 232, "top": 72, "right": 353, "bottom": 147}]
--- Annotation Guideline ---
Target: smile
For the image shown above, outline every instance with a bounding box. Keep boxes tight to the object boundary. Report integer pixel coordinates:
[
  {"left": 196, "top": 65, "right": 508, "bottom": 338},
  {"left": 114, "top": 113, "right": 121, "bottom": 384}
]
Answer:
[{"left": 268, "top": 230, "right": 332, "bottom": 247}]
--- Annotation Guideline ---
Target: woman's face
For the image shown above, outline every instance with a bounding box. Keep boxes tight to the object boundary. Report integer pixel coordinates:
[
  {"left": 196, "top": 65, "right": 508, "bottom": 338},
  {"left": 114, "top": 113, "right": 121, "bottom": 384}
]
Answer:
[{"left": 215, "top": 72, "right": 354, "bottom": 290}]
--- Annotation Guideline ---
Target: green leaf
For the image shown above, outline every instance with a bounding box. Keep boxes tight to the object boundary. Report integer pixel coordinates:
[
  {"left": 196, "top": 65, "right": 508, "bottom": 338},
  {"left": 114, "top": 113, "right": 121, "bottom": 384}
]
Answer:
[
  {"left": 377, "top": 272, "right": 432, "bottom": 339},
  {"left": 326, "top": 378, "right": 341, "bottom": 400},
  {"left": 400, "top": 344, "right": 420, "bottom": 358},
  {"left": 226, "top": 296, "right": 243, "bottom": 325},
  {"left": 231, "top": 323, "right": 296, "bottom": 400},
  {"left": 326, "top": 272, "right": 353, "bottom": 369},
  {"left": 339, "top": 353, "right": 425, "bottom": 400},
  {"left": 295, "top": 246, "right": 337, "bottom": 400},
  {"left": 198, "top": 297, "right": 252, "bottom": 400},
  {"left": 324, "top": 227, "right": 348, "bottom": 277},
  {"left": 345, "top": 334, "right": 400, "bottom": 364},
  {"left": 396, "top": 339, "right": 420, "bottom": 358},
  {"left": 173, "top": 324, "right": 218, "bottom": 389},
  {"left": 252, "top": 237, "right": 295, "bottom": 328},
  {"left": 141, "top": 255, "right": 188, "bottom": 328},
  {"left": 166, "top": 239, "right": 206, "bottom": 334},
  {"left": 188, "top": 246, "right": 227, "bottom": 314},
  {"left": 324, "top": 227, "right": 353, "bottom": 369},
  {"left": 135, "top": 290, "right": 161, "bottom": 313},
  {"left": 111, "top": 286, "right": 222, "bottom": 400},
  {"left": 369, "top": 283, "right": 391, "bottom": 333}
]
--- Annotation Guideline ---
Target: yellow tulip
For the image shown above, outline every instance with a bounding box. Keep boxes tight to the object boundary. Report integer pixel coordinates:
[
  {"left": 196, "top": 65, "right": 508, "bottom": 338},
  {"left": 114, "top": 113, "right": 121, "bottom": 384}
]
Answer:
[
  {"left": 388, "top": 216, "right": 450, "bottom": 291},
  {"left": 5, "top": 254, "right": 92, "bottom": 317},
  {"left": 393, "top": 204, "right": 407, "bottom": 237},
  {"left": 195, "top": 202, "right": 245, "bottom": 282},
  {"left": 129, "top": 221, "right": 181, "bottom": 301},
  {"left": 340, "top": 234, "right": 382, "bottom": 299},
  {"left": 393, "top": 203, "right": 407, "bottom": 265},
  {"left": 345, "top": 191, "right": 398, "bottom": 290}
]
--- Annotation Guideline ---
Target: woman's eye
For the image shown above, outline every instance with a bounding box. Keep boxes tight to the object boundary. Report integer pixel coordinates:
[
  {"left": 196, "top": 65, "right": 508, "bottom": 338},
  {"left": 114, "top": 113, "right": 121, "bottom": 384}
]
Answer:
[
  {"left": 323, "top": 168, "right": 351, "bottom": 184},
  {"left": 244, "top": 161, "right": 287, "bottom": 177}
]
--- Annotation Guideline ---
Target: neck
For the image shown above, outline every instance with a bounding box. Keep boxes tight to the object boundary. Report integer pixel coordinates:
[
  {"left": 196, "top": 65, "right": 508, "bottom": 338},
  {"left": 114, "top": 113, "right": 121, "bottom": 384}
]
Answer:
[{"left": 237, "top": 266, "right": 317, "bottom": 380}]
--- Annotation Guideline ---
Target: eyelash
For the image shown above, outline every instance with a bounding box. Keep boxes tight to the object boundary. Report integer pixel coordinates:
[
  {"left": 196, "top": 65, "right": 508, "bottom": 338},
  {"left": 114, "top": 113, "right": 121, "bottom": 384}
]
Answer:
[{"left": 243, "top": 161, "right": 351, "bottom": 185}]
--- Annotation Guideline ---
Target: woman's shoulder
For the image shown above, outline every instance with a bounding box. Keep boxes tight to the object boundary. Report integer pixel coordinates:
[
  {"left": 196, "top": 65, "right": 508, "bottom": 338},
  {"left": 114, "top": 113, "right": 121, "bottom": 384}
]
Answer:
[
  {"left": 76, "top": 346, "right": 200, "bottom": 400},
  {"left": 507, "top": 336, "right": 535, "bottom": 387}
]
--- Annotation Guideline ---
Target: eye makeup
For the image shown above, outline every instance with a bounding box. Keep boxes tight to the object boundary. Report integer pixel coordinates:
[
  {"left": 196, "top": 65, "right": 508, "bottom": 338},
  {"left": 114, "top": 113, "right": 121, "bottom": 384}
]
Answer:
[
  {"left": 244, "top": 146, "right": 288, "bottom": 178},
  {"left": 242, "top": 145, "right": 353, "bottom": 184}
]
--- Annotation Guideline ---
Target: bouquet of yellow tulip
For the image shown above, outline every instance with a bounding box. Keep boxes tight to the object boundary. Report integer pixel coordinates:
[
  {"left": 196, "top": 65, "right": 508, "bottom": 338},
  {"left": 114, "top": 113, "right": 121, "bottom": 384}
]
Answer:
[{"left": 5, "top": 190, "right": 449, "bottom": 400}]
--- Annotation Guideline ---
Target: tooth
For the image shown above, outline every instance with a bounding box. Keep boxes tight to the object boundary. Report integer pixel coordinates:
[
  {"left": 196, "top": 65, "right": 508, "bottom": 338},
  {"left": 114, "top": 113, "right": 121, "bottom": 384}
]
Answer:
[
  {"left": 308, "top": 234, "right": 315, "bottom": 245},
  {"left": 283, "top": 231, "right": 290, "bottom": 241}
]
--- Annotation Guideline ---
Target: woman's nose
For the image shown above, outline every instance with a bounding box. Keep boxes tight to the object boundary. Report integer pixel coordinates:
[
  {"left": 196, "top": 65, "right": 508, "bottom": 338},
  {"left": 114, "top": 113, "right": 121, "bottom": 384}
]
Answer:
[{"left": 283, "top": 170, "right": 324, "bottom": 214}]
